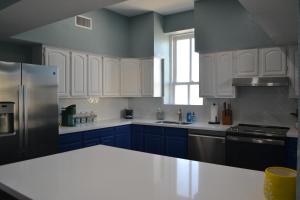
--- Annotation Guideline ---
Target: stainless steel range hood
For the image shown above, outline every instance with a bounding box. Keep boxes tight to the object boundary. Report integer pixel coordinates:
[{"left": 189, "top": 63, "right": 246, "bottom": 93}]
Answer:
[{"left": 232, "top": 77, "right": 290, "bottom": 87}]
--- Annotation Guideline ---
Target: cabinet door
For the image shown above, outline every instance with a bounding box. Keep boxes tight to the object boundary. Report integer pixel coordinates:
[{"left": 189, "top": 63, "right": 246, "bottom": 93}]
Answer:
[
  {"left": 215, "top": 52, "right": 235, "bottom": 98},
  {"left": 285, "top": 138, "right": 298, "bottom": 169},
  {"left": 144, "top": 134, "right": 164, "bottom": 155},
  {"left": 260, "top": 47, "right": 287, "bottom": 76},
  {"left": 234, "top": 49, "right": 259, "bottom": 77},
  {"left": 131, "top": 125, "right": 144, "bottom": 151},
  {"left": 44, "top": 47, "right": 70, "bottom": 97},
  {"left": 165, "top": 137, "right": 187, "bottom": 158},
  {"left": 103, "top": 57, "right": 120, "bottom": 97},
  {"left": 199, "top": 54, "right": 215, "bottom": 97},
  {"left": 71, "top": 52, "right": 87, "bottom": 96},
  {"left": 288, "top": 46, "right": 299, "bottom": 98},
  {"left": 120, "top": 59, "right": 141, "bottom": 97},
  {"left": 88, "top": 55, "right": 102, "bottom": 96},
  {"left": 141, "top": 59, "right": 154, "bottom": 96},
  {"left": 115, "top": 125, "right": 131, "bottom": 149}
]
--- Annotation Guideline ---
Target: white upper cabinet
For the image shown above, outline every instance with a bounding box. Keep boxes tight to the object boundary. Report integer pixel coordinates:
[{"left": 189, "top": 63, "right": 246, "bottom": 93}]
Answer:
[
  {"left": 88, "top": 55, "right": 103, "bottom": 96},
  {"left": 103, "top": 57, "right": 120, "bottom": 97},
  {"left": 260, "top": 47, "right": 287, "bottom": 76},
  {"left": 120, "top": 58, "right": 141, "bottom": 97},
  {"left": 215, "top": 52, "right": 235, "bottom": 98},
  {"left": 288, "top": 46, "right": 299, "bottom": 98},
  {"left": 199, "top": 54, "right": 215, "bottom": 97},
  {"left": 44, "top": 47, "right": 70, "bottom": 97},
  {"left": 234, "top": 49, "right": 259, "bottom": 77},
  {"left": 141, "top": 58, "right": 163, "bottom": 97},
  {"left": 71, "top": 52, "right": 87, "bottom": 97}
]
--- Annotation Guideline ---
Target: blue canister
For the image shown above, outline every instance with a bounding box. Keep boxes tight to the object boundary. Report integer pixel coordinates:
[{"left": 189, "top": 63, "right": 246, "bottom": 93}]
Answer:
[{"left": 186, "top": 112, "right": 192, "bottom": 123}]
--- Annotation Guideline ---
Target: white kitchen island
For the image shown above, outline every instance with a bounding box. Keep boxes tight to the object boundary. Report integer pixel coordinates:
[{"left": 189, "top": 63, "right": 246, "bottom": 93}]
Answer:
[{"left": 0, "top": 145, "right": 264, "bottom": 200}]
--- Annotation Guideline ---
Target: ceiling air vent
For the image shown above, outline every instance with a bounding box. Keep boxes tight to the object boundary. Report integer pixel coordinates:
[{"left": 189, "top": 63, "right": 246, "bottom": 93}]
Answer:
[{"left": 75, "top": 15, "right": 92, "bottom": 30}]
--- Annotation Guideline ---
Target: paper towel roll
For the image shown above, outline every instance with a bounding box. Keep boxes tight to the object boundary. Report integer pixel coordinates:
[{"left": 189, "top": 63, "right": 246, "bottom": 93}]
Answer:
[{"left": 210, "top": 103, "right": 218, "bottom": 122}]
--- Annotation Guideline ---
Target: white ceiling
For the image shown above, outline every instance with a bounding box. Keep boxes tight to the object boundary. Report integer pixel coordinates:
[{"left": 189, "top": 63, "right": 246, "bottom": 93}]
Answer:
[
  {"left": 0, "top": 0, "right": 125, "bottom": 39},
  {"left": 106, "top": 0, "right": 194, "bottom": 17}
]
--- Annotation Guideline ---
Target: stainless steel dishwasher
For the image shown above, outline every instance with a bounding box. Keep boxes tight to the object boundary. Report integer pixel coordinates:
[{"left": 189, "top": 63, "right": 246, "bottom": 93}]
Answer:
[{"left": 188, "top": 129, "right": 225, "bottom": 165}]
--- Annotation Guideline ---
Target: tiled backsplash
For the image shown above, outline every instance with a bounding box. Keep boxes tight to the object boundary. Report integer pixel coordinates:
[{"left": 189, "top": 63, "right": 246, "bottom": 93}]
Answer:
[
  {"left": 128, "top": 87, "right": 298, "bottom": 127},
  {"left": 59, "top": 98, "right": 129, "bottom": 121},
  {"left": 59, "top": 87, "right": 297, "bottom": 127}
]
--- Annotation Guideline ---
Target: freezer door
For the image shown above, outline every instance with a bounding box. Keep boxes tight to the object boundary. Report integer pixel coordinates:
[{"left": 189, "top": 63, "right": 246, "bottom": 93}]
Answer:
[
  {"left": 0, "top": 61, "right": 22, "bottom": 165},
  {"left": 22, "top": 64, "right": 58, "bottom": 159}
]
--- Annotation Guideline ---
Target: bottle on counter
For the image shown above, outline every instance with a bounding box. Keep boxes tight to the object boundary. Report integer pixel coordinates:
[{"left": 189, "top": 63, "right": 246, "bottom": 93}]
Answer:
[
  {"left": 186, "top": 112, "right": 192, "bottom": 123},
  {"left": 191, "top": 112, "right": 196, "bottom": 123}
]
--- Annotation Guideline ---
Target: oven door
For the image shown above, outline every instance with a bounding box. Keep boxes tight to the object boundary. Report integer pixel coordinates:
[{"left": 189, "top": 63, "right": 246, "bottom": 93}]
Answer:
[{"left": 226, "top": 135, "right": 285, "bottom": 171}]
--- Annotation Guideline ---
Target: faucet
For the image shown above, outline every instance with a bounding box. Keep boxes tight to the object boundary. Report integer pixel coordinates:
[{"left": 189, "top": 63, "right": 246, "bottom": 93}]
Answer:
[{"left": 178, "top": 108, "right": 183, "bottom": 122}]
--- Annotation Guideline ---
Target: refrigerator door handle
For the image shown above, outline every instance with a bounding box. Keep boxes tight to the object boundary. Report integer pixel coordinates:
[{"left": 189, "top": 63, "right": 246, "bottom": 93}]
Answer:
[
  {"left": 23, "top": 85, "right": 29, "bottom": 149},
  {"left": 18, "top": 85, "right": 24, "bottom": 150}
]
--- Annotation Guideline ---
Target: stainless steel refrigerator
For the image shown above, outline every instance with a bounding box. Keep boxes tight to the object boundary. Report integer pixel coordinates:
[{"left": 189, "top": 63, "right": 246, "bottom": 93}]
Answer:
[{"left": 0, "top": 61, "right": 58, "bottom": 165}]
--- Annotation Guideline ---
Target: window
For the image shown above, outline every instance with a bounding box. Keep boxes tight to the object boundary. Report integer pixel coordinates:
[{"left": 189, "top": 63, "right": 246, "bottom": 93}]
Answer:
[{"left": 170, "top": 33, "right": 203, "bottom": 105}]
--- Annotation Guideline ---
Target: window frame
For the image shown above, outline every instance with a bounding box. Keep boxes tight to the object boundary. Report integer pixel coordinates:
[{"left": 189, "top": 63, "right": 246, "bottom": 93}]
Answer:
[{"left": 169, "top": 32, "right": 203, "bottom": 105}]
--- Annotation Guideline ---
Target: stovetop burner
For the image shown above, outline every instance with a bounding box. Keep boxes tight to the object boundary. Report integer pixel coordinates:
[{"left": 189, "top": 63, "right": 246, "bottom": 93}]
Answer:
[{"left": 227, "top": 124, "right": 288, "bottom": 138}]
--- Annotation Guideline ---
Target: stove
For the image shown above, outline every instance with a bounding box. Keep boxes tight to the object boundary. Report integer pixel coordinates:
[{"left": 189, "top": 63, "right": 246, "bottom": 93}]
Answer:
[
  {"left": 225, "top": 124, "right": 288, "bottom": 171},
  {"left": 226, "top": 124, "right": 288, "bottom": 139}
]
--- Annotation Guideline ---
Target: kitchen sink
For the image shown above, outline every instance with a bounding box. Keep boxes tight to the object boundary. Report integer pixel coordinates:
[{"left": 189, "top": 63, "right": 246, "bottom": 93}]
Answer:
[{"left": 155, "top": 120, "right": 192, "bottom": 125}]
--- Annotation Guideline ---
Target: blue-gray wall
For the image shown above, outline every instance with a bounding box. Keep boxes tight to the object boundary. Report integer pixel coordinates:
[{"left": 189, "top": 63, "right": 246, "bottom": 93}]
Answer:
[
  {"left": 14, "top": 9, "right": 130, "bottom": 57},
  {"left": 163, "top": 10, "right": 194, "bottom": 33},
  {"left": 128, "top": 13, "right": 154, "bottom": 57},
  {"left": 0, "top": 42, "right": 33, "bottom": 63},
  {"left": 194, "top": 0, "right": 274, "bottom": 53}
]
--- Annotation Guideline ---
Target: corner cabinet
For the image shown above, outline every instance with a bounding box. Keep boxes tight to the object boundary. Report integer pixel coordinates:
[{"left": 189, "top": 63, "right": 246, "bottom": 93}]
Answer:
[
  {"left": 88, "top": 55, "right": 103, "bottom": 96},
  {"left": 120, "top": 58, "right": 141, "bottom": 97},
  {"left": 199, "top": 52, "right": 235, "bottom": 98},
  {"left": 141, "top": 58, "right": 163, "bottom": 97},
  {"left": 103, "top": 57, "right": 121, "bottom": 97},
  {"left": 44, "top": 47, "right": 70, "bottom": 97},
  {"left": 71, "top": 52, "right": 88, "bottom": 97}
]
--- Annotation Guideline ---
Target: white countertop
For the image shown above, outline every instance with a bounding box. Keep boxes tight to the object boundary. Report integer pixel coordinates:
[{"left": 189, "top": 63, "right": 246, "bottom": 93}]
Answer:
[
  {"left": 59, "top": 119, "right": 298, "bottom": 138},
  {"left": 59, "top": 119, "right": 231, "bottom": 135},
  {"left": 0, "top": 145, "right": 264, "bottom": 200}
]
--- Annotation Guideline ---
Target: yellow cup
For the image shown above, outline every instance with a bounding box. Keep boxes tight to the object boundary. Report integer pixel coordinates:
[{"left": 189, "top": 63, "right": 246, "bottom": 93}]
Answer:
[{"left": 264, "top": 167, "right": 297, "bottom": 200}]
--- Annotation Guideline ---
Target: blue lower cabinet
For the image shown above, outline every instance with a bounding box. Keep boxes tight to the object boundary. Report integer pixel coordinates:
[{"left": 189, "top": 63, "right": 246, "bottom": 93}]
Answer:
[
  {"left": 285, "top": 137, "right": 298, "bottom": 169},
  {"left": 165, "top": 137, "right": 187, "bottom": 158},
  {"left": 59, "top": 125, "right": 188, "bottom": 159},
  {"left": 165, "top": 128, "right": 188, "bottom": 159},
  {"left": 59, "top": 132, "right": 83, "bottom": 152},
  {"left": 144, "top": 134, "right": 164, "bottom": 155},
  {"left": 115, "top": 125, "right": 131, "bottom": 149},
  {"left": 99, "top": 128, "right": 115, "bottom": 147},
  {"left": 83, "top": 130, "right": 101, "bottom": 147},
  {"left": 131, "top": 125, "right": 144, "bottom": 151},
  {"left": 59, "top": 142, "right": 82, "bottom": 152}
]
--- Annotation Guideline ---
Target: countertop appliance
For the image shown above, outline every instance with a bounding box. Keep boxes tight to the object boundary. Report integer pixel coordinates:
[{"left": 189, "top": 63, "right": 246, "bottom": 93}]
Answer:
[
  {"left": 123, "top": 109, "right": 133, "bottom": 119},
  {"left": 226, "top": 124, "right": 288, "bottom": 171},
  {"left": 61, "top": 105, "right": 76, "bottom": 127},
  {"left": 0, "top": 61, "right": 58, "bottom": 165},
  {"left": 188, "top": 129, "right": 225, "bottom": 165}
]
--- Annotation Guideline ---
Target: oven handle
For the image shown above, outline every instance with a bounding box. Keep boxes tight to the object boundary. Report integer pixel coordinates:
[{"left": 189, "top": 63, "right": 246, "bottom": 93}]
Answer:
[{"left": 226, "top": 136, "right": 285, "bottom": 146}]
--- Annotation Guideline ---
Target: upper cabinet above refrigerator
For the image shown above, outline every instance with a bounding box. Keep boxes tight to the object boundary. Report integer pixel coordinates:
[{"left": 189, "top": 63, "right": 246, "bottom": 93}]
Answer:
[{"left": 44, "top": 47, "right": 70, "bottom": 97}]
